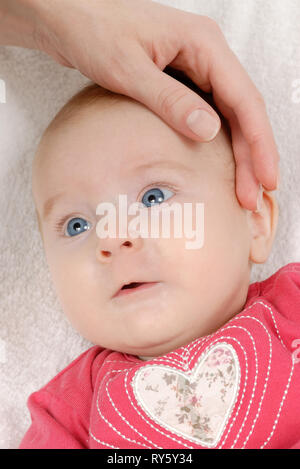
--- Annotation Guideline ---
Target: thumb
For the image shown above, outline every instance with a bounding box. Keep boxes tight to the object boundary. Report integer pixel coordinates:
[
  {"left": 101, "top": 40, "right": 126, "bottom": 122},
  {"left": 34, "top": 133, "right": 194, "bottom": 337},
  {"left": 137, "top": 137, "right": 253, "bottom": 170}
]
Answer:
[{"left": 123, "top": 54, "right": 221, "bottom": 142}]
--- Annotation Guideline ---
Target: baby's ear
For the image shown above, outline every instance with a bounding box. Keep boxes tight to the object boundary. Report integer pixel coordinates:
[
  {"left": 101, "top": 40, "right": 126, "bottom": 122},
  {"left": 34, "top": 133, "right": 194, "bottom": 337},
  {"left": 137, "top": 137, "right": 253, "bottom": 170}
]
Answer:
[{"left": 246, "top": 190, "right": 279, "bottom": 264}]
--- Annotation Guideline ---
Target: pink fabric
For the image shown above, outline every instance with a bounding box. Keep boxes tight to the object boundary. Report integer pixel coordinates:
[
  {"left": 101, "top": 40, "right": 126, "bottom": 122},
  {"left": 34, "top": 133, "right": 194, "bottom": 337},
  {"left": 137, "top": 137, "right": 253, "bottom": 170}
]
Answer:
[{"left": 19, "top": 263, "right": 300, "bottom": 449}]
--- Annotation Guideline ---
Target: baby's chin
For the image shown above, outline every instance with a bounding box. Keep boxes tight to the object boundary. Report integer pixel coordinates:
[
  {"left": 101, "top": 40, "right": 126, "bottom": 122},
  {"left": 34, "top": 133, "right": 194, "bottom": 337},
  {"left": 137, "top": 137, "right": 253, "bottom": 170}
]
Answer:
[{"left": 115, "top": 326, "right": 209, "bottom": 358}]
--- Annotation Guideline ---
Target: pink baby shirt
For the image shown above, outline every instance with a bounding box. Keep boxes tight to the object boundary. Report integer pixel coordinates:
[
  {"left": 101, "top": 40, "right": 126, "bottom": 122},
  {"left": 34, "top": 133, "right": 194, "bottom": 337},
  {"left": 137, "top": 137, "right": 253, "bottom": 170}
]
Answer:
[{"left": 19, "top": 263, "right": 300, "bottom": 449}]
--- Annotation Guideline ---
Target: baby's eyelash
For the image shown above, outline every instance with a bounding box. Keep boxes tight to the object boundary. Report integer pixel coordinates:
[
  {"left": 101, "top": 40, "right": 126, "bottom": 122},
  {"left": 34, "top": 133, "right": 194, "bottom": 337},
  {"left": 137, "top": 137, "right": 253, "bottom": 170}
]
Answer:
[
  {"left": 138, "top": 181, "right": 179, "bottom": 201},
  {"left": 54, "top": 213, "right": 80, "bottom": 235}
]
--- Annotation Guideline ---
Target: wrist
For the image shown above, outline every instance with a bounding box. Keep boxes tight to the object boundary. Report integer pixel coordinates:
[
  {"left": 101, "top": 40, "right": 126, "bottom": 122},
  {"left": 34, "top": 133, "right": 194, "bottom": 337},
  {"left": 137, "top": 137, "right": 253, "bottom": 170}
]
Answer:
[{"left": 0, "top": 0, "right": 43, "bottom": 48}]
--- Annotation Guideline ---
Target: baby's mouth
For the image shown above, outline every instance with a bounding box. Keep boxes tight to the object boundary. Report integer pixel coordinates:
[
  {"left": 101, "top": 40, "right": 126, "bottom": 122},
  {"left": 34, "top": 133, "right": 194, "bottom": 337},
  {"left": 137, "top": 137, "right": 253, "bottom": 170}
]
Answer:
[{"left": 113, "top": 281, "right": 159, "bottom": 298}]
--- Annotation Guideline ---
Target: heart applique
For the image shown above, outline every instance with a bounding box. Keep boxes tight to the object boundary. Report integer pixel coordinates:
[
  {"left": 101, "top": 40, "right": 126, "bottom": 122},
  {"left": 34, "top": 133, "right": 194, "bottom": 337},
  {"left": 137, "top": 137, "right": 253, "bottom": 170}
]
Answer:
[{"left": 132, "top": 343, "right": 240, "bottom": 447}]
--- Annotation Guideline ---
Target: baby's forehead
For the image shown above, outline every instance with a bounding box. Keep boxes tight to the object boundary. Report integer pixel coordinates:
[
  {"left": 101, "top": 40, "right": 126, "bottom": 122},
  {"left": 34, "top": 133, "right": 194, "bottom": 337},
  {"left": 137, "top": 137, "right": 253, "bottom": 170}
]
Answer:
[{"left": 35, "top": 97, "right": 233, "bottom": 187}]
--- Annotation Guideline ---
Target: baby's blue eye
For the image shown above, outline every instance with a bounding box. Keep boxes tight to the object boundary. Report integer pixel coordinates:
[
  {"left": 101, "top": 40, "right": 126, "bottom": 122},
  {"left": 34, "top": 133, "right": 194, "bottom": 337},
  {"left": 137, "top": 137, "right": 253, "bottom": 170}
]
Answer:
[
  {"left": 141, "top": 187, "right": 174, "bottom": 207},
  {"left": 66, "top": 217, "right": 90, "bottom": 237}
]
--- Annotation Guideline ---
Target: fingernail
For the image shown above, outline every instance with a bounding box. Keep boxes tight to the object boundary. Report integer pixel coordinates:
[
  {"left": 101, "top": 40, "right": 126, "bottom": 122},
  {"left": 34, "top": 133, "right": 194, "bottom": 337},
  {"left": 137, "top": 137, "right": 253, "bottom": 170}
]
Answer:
[
  {"left": 186, "top": 109, "right": 220, "bottom": 141},
  {"left": 255, "top": 184, "right": 264, "bottom": 213}
]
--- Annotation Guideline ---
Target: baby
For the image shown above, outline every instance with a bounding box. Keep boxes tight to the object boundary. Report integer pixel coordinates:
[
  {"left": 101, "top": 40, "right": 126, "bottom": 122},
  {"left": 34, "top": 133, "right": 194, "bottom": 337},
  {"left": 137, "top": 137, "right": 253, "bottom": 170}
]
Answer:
[{"left": 20, "top": 67, "right": 300, "bottom": 449}]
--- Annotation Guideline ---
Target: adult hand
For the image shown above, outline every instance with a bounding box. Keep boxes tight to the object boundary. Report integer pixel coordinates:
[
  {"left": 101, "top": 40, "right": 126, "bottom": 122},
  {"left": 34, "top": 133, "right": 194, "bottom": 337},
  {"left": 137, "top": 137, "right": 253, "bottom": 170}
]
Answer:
[{"left": 1, "top": 0, "right": 280, "bottom": 211}]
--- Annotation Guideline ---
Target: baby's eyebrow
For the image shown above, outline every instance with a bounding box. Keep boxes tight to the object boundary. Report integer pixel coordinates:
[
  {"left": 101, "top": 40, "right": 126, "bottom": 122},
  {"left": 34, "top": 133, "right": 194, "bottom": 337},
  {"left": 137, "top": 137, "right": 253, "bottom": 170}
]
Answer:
[
  {"left": 133, "top": 160, "right": 192, "bottom": 174},
  {"left": 42, "top": 192, "right": 66, "bottom": 221},
  {"left": 42, "top": 161, "right": 191, "bottom": 221}
]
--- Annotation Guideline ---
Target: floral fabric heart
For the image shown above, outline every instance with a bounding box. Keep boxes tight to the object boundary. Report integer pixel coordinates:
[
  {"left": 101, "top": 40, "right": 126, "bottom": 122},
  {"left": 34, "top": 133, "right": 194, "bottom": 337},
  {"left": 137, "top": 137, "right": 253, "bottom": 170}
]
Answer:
[{"left": 132, "top": 343, "right": 240, "bottom": 447}]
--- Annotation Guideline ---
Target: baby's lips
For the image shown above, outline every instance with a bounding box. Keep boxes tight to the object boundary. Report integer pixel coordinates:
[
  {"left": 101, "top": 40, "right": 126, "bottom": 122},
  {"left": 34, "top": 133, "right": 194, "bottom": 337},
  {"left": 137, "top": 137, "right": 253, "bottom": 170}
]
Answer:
[
  {"left": 112, "top": 281, "right": 161, "bottom": 298},
  {"left": 112, "top": 280, "right": 147, "bottom": 298}
]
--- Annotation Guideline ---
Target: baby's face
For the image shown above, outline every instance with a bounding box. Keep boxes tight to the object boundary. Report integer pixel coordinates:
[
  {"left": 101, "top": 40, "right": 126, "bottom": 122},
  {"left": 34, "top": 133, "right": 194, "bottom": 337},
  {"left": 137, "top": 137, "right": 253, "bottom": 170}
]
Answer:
[{"left": 32, "top": 98, "right": 253, "bottom": 359}]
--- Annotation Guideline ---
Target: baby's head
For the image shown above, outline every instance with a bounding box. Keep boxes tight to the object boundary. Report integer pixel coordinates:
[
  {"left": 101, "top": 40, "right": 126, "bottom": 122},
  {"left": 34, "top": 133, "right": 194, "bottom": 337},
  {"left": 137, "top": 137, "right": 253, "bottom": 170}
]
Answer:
[{"left": 32, "top": 67, "right": 278, "bottom": 360}]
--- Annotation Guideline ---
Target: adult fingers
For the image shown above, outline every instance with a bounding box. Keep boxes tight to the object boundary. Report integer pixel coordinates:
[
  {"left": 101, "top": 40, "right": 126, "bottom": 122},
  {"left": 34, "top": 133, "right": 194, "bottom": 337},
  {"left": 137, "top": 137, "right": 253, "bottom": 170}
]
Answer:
[
  {"left": 184, "top": 28, "right": 280, "bottom": 192},
  {"left": 119, "top": 44, "right": 222, "bottom": 143},
  {"left": 228, "top": 112, "right": 262, "bottom": 212}
]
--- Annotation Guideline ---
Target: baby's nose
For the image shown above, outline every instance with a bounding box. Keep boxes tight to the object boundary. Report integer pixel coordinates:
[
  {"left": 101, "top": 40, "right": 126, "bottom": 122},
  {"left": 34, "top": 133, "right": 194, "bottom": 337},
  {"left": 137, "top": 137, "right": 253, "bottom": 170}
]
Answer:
[{"left": 96, "top": 233, "right": 143, "bottom": 263}]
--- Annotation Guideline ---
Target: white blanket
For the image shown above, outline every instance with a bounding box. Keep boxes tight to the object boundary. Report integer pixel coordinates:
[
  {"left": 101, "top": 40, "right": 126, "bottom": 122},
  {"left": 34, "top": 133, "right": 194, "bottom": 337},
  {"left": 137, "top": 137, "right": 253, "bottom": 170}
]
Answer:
[{"left": 0, "top": 0, "right": 299, "bottom": 449}]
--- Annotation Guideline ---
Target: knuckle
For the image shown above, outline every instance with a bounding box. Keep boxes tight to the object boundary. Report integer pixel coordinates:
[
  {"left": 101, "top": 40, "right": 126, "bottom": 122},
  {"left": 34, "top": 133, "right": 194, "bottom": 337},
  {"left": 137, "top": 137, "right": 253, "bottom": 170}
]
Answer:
[
  {"left": 157, "top": 85, "right": 189, "bottom": 116},
  {"left": 254, "top": 91, "right": 266, "bottom": 108},
  {"left": 248, "top": 128, "right": 266, "bottom": 146},
  {"left": 202, "top": 16, "right": 221, "bottom": 31},
  {"left": 202, "top": 16, "right": 224, "bottom": 37}
]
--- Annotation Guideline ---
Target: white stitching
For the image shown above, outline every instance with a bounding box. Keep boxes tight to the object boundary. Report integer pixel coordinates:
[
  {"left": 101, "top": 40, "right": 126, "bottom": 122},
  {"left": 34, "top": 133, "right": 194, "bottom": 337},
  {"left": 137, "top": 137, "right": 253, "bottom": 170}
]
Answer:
[
  {"left": 89, "top": 429, "right": 119, "bottom": 448},
  {"left": 105, "top": 371, "right": 161, "bottom": 448},
  {"left": 260, "top": 356, "right": 295, "bottom": 449},
  {"left": 131, "top": 342, "right": 240, "bottom": 448},
  {"left": 94, "top": 366, "right": 153, "bottom": 448}
]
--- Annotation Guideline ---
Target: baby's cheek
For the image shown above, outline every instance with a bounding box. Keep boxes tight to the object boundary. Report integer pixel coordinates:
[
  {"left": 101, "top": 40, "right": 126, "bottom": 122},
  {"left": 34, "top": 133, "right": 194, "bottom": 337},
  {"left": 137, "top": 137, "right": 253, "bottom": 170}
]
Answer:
[
  {"left": 45, "top": 252, "right": 93, "bottom": 314},
  {"left": 156, "top": 235, "right": 204, "bottom": 287}
]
